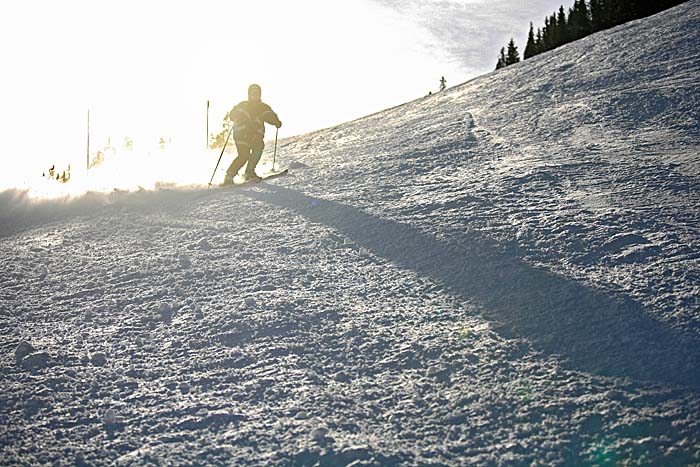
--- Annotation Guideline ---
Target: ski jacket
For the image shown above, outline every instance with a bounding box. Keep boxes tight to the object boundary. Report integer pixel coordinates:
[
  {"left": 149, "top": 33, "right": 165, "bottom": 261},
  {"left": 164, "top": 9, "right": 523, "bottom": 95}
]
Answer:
[{"left": 229, "top": 100, "right": 281, "bottom": 146}]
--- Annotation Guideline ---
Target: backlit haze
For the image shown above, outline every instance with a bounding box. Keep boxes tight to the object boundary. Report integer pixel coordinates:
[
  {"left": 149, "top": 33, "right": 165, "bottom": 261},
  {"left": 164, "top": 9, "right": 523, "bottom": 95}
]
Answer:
[{"left": 0, "top": 0, "right": 566, "bottom": 195}]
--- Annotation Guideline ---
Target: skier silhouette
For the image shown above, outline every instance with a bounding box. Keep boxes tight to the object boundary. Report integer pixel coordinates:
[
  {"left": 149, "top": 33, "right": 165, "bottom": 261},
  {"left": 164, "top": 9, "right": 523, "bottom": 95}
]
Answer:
[{"left": 223, "top": 84, "right": 282, "bottom": 185}]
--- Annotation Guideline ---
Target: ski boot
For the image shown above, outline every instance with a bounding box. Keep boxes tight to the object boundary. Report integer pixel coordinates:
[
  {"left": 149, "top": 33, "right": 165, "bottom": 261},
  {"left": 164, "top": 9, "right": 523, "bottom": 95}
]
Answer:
[
  {"left": 221, "top": 173, "right": 235, "bottom": 186},
  {"left": 243, "top": 171, "right": 262, "bottom": 183}
]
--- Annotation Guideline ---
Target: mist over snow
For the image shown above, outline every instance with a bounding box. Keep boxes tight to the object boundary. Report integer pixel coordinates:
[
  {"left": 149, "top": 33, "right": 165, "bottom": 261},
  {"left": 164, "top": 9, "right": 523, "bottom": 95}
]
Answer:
[{"left": 1, "top": 2, "right": 699, "bottom": 466}]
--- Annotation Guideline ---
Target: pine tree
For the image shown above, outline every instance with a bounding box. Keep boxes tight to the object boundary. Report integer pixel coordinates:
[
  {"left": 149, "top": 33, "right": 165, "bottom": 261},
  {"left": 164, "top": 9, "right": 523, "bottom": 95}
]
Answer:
[
  {"left": 622, "top": 0, "right": 640, "bottom": 22},
  {"left": 602, "top": 0, "right": 621, "bottom": 29},
  {"left": 535, "top": 27, "right": 544, "bottom": 54},
  {"left": 543, "top": 16, "right": 552, "bottom": 51},
  {"left": 568, "top": 1, "right": 579, "bottom": 40},
  {"left": 496, "top": 47, "right": 507, "bottom": 70},
  {"left": 579, "top": 0, "right": 593, "bottom": 35},
  {"left": 590, "top": 0, "right": 605, "bottom": 31},
  {"left": 569, "top": 0, "right": 591, "bottom": 41},
  {"left": 506, "top": 38, "right": 520, "bottom": 65},
  {"left": 524, "top": 22, "right": 537, "bottom": 59},
  {"left": 557, "top": 5, "right": 570, "bottom": 45},
  {"left": 650, "top": 0, "right": 686, "bottom": 17},
  {"left": 549, "top": 12, "right": 560, "bottom": 48},
  {"left": 633, "top": 0, "right": 654, "bottom": 18},
  {"left": 507, "top": 0, "right": 688, "bottom": 67}
]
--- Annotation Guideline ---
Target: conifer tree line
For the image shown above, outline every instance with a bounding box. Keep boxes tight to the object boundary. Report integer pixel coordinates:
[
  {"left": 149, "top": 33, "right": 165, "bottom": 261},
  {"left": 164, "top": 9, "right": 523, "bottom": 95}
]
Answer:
[{"left": 496, "top": 0, "right": 688, "bottom": 69}]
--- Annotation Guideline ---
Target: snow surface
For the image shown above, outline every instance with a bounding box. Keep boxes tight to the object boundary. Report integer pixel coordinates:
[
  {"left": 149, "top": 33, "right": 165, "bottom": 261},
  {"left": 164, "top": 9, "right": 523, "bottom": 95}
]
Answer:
[{"left": 1, "top": 2, "right": 699, "bottom": 466}]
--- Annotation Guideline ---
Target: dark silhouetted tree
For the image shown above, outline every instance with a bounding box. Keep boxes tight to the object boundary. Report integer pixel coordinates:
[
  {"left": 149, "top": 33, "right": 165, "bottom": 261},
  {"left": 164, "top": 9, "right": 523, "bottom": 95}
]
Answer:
[
  {"left": 606, "top": 0, "right": 629, "bottom": 28},
  {"left": 568, "top": 1, "right": 580, "bottom": 40},
  {"left": 535, "top": 27, "right": 544, "bottom": 54},
  {"left": 580, "top": 0, "right": 593, "bottom": 35},
  {"left": 549, "top": 12, "right": 559, "bottom": 48},
  {"left": 569, "top": 0, "right": 592, "bottom": 41},
  {"left": 542, "top": 16, "right": 551, "bottom": 51},
  {"left": 496, "top": 47, "right": 507, "bottom": 69},
  {"left": 590, "top": 0, "right": 605, "bottom": 31},
  {"left": 506, "top": 38, "right": 520, "bottom": 65},
  {"left": 511, "top": 0, "right": 688, "bottom": 65},
  {"left": 557, "top": 6, "right": 570, "bottom": 45},
  {"left": 524, "top": 22, "right": 537, "bottom": 59}
]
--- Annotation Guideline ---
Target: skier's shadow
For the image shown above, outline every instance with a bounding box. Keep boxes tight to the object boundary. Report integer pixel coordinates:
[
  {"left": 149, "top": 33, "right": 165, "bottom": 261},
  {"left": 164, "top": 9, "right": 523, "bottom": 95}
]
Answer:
[{"left": 245, "top": 184, "right": 700, "bottom": 388}]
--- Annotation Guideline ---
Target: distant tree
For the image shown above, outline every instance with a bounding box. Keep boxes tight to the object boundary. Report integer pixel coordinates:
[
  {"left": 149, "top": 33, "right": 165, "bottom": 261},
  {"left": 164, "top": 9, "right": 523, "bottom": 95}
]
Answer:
[
  {"left": 590, "top": 0, "right": 605, "bottom": 31},
  {"left": 641, "top": 0, "right": 671, "bottom": 18},
  {"left": 535, "top": 27, "right": 544, "bottom": 54},
  {"left": 568, "top": 0, "right": 592, "bottom": 41},
  {"left": 512, "top": 0, "right": 689, "bottom": 68},
  {"left": 524, "top": 22, "right": 537, "bottom": 59},
  {"left": 618, "top": 0, "right": 639, "bottom": 23},
  {"left": 506, "top": 38, "right": 520, "bottom": 65},
  {"left": 568, "top": 1, "right": 580, "bottom": 40},
  {"left": 607, "top": 0, "right": 628, "bottom": 28},
  {"left": 629, "top": 0, "right": 650, "bottom": 21},
  {"left": 654, "top": 0, "right": 688, "bottom": 17},
  {"left": 595, "top": 0, "right": 611, "bottom": 30},
  {"left": 210, "top": 112, "right": 234, "bottom": 149},
  {"left": 580, "top": 0, "right": 593, "bottom": 35},
  {"left": 557, "top": 5, "right": 570, "bottom": 45},
  {"left": 89, "top": 151, "right": 104, "bottom": 169},
  {"left": 210, "top": 130, "right": 229, "bottom": 149},
  {"left": 496, "top": 47, "right": 507, "bottom": 70},
  {"left": 542, "top": 16, "right": 552, "bottom": 51},
  {"left": 549, "top": 12, "right": 560, "bottom": 48}
]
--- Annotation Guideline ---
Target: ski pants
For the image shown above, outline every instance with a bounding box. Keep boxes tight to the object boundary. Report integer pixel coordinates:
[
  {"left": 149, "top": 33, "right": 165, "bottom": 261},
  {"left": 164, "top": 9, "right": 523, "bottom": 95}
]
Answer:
[{"left": 226, "top": 139, "right": 264, "bottom": 177}]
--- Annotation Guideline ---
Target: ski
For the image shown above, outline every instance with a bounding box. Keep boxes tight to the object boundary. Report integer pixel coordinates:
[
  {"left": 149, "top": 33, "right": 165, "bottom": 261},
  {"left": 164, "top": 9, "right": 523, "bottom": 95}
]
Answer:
[
  {"left": 218, "top": 169, "right": 289, "bottom": 188},
  {"left": 257, "top": 169, "right": 289, "bottom": 181}
]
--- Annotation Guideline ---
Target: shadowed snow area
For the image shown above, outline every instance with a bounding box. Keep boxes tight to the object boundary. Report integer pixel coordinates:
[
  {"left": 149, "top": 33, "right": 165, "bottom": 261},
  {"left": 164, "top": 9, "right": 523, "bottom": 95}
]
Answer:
[{"left": 2, "top": 2, "right": 699, "bottom": 466}]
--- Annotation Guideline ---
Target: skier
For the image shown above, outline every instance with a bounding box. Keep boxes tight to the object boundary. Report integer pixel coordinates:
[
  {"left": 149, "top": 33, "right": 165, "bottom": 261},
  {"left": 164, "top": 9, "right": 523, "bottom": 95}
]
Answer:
[{"left": 222, "top": 84, "right": 282, "bottom": 185}]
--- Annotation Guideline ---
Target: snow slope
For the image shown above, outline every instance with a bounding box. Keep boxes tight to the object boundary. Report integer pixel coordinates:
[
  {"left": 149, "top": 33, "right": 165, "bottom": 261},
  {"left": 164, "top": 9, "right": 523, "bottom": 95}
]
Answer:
[{"left": 1, "top": 2, "right": 699, "bottom": 466}]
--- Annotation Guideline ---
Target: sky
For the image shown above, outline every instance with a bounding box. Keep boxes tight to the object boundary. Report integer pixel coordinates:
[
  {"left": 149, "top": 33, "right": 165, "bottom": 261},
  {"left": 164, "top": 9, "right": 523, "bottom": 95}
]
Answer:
[{"left": 0, "top": 0, "right": 569, "bottom": 184}]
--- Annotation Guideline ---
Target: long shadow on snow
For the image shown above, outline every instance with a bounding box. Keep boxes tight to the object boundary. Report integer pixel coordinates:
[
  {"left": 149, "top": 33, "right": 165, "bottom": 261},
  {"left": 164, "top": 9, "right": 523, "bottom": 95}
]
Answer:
[{"left": 245, "top": 184, "right": 700, "bottom": 388}]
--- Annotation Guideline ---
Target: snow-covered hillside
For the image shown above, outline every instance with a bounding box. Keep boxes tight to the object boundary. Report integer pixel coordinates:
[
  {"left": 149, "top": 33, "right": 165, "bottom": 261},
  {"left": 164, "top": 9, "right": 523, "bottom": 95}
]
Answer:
[{"left": 1, "top": 2, "right": 699, "bottom": 466}]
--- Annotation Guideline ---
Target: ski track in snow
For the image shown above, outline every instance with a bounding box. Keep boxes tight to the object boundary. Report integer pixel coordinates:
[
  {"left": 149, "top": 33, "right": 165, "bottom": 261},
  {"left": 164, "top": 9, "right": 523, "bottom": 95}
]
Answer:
[{"left": 1, "top": 3, "right": 700, "bottom": 466}]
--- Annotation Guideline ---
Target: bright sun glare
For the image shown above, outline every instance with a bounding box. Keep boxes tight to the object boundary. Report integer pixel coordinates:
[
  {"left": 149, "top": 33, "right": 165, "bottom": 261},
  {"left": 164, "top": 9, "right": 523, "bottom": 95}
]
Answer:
[{"left": 0, "top": 0, "right": 459, "bottom": 196}]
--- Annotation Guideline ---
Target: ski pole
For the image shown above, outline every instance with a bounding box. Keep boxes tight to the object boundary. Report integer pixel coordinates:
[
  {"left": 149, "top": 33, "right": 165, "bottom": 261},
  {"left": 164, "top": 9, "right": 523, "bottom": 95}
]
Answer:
[
  {"left": 272, "top": 127, "right": 279, "bottom": 171},
  {"left": 208, "top": 124, "right": 235, "bottom": 188}
]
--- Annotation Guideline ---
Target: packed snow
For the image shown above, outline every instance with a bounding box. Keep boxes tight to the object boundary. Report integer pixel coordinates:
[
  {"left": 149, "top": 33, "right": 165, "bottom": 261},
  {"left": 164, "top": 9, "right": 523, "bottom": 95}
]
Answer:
[{"left": 1, "top": 2, "right": 699, "bottom": 466}]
